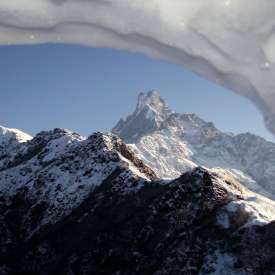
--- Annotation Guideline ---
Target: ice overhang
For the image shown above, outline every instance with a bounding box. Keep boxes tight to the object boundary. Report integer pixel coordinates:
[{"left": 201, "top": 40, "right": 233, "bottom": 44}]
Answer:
[{"left": 1, "top": 0, "right": 275, "bottom": 135}]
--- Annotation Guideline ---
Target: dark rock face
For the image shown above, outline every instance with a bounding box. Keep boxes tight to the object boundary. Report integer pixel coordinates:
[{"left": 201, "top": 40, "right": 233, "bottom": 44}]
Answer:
[
  {"left": 0, "top": 128, "right": 275, "bottom": 275},
  {"left": 0, "top": 170, "right": 274, "bottom": 274},
  {"left": 232, "top": 222, "right": 275, "bottom": 275},
  {"left": 0, "top": 167, "right": 229, "bottom": 275}
]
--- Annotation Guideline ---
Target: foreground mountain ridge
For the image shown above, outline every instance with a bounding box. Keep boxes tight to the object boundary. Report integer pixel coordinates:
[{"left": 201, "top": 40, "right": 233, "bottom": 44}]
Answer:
[
  {"left": 1, "top": 92, "right": 275, "bottom": 274},
  {"left": 1, "top": 124, "right": 275, "bottom": 274},
  {"left": 113, "top": 90, "right": 275, "bottom": 199}
]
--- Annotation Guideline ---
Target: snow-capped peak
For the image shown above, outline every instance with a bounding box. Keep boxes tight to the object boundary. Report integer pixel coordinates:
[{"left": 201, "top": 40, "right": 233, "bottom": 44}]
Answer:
[
  {"left": 136, "top": 90, "right": 171, "bottom": 116},
  {"left": 112, "top": 91, "right": 173, "bottom": 142},
  {"left": 113, "top": 91, "right": 275, "bottom": 201},
  {"left": 0, "top": 125, "right": 33, "bottom": 172},
  {"left": 0, "top": 125, "right": 32, "bottom": 144},
  {"left": 113, "top": 91, "right": 221, "bottom": 143}
]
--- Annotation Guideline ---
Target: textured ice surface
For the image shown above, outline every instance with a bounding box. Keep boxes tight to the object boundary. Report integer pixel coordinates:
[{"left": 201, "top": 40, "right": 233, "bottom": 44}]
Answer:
[{"left": 0, "top": 1, "right": 275, "bottom": 136}]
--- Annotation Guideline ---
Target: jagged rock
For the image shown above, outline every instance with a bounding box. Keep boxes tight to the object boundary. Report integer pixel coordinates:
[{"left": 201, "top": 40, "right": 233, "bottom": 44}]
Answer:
[{"left": 113, "top": 90, "right": 172, "bottom": 142}]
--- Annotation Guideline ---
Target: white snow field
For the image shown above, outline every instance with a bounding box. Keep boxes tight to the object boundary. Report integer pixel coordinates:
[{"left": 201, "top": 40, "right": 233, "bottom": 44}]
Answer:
[
  {"left": 0, "top": 1, "right": 275, "bottom": 136},
  {"left": 0, "top": 125, "right": 32, "bottom": 143}
]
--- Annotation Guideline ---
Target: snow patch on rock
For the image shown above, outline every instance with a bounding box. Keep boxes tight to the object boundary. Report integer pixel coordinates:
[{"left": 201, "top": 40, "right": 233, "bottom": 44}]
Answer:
[{"left": 0, "top": 125, "right": 32, "bottom": 144}]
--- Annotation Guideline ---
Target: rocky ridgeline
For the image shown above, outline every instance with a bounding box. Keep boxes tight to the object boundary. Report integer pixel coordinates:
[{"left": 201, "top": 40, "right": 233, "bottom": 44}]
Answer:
[{"left": 0, "top": 126, "right": 275, "bottom": 274}]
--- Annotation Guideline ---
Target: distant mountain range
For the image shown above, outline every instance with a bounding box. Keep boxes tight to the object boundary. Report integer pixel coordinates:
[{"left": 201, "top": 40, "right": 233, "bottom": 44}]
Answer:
[
  {"left": 1, "top": 92, "right": 275, "bottom": 274},
  {"left": 113, "top": 90, "right": 275, "bottom": 200}
]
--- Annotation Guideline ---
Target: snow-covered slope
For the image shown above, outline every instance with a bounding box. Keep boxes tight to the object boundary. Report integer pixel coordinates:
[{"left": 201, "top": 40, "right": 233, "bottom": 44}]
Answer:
[
  {"left": 0, "top": 125, "right": 32, "bottom": 171},
  {"left": 0, "top": 126, "right": 275, "bottom": 274},
  {"left": 1, "top": 124, "right": 275, "bottom": 273},
  {"left": 0, "top": 125, "right": 32, "bottom": 144},
  {"left": 113, "top": 91, "right": 275, "bottom": 199},
  {"left": 0, "top": 129, "right": 157, "bottom": 237}
]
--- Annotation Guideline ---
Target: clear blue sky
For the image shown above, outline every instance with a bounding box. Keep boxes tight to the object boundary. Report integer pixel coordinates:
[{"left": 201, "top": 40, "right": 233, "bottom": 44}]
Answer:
[{"left": 0, "top": 44, "right": 274, "bottom": 141}]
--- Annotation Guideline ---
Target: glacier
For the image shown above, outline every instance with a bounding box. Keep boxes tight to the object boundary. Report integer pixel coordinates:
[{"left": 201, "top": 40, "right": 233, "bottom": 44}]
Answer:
[{"left": 0, "top": 0, "right": 275, "bottom": 136}]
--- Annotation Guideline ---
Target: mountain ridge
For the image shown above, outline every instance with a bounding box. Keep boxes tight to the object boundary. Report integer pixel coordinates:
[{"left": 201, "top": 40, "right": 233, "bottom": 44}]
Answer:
[
  {"left": 1, "top": 126, "right": 275, "bottom": 274},
  {"left": 1, "top": 92, "right": 275, "bottom": 274}
]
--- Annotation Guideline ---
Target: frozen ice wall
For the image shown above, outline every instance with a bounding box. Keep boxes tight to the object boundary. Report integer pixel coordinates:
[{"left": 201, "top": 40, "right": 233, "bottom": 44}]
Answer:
[{"left": 1, "top": 0, "right": 275, "bottom": 135}]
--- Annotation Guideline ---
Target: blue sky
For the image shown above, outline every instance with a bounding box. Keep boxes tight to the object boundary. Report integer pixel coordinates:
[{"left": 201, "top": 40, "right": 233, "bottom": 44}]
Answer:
[{"left": 0, "top": 44, "right": 274, "bottom": 141}]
